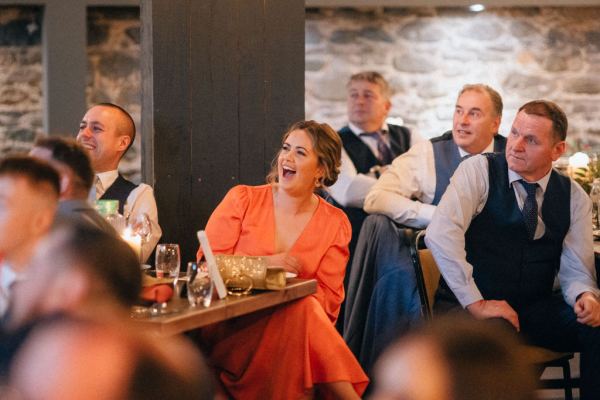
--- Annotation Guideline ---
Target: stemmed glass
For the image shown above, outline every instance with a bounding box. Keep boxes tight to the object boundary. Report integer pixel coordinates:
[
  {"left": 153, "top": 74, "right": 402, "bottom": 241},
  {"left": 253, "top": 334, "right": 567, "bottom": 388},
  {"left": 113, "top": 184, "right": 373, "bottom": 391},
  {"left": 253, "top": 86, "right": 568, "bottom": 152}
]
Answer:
[
  {"left": 128, "top": 212, "right": 152, "bottom": 265},
  {"left": 151, "top": 243, "right": 181, "bottom": 315}
]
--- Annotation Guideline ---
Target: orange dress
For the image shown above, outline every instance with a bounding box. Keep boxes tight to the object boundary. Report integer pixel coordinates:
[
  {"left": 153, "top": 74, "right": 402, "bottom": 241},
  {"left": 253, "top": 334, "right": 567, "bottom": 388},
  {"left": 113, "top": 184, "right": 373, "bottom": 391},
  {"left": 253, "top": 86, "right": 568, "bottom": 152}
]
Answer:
[{"left": 197, "top": 185, "right": 368, "bottom": 399}]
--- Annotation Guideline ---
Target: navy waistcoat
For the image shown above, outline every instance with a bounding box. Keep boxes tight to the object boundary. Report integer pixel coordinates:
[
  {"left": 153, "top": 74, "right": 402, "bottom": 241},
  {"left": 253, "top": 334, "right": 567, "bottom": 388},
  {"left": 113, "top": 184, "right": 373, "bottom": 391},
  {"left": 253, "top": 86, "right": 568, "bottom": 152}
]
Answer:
[
  {"left": 99, "top": 174, "right": 138, "bottom": 215},
  {"left": 339, "top": 124, "right": 411, "bottom": 174},
  {"left": 440, "top": 153, "right": 571, "bottom": 310}
]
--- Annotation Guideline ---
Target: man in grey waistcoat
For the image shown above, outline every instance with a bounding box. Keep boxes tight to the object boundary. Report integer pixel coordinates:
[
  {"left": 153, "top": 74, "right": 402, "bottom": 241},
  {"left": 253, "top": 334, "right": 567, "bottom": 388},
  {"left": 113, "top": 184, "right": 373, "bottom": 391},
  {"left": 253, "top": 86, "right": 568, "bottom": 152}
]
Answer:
[{"left": 343, "top": 84, "right": 507, "bottom": 381}]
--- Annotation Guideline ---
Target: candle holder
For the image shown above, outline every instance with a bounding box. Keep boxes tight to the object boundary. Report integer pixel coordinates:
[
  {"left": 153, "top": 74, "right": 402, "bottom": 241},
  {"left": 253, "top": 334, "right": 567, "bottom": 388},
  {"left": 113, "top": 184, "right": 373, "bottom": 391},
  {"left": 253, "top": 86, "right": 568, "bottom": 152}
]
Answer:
[
  {"left": 121, "top": 227, "right": 142, "bottom": 262},
  {"left": 571, "top": 153, "right": 600, "bottom": 194}
]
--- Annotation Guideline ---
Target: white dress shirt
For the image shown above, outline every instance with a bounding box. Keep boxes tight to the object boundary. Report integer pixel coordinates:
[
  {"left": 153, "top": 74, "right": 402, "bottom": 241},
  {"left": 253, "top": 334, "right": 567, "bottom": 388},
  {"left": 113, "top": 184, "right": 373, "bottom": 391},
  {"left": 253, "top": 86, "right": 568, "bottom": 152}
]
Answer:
[
  {"left": 92, "top": 170, "right": 162, "bottom": 262},
  {"left": 327, "top": 122, "right": 423, "bottom": 208},
  {"left": 364, "top": 137, "right": 495, "bottom": 229},
  {"left": 425, "top": 155, "right": 600, "bottom": 308},
  {"left": 0, "top": 262, "right": 23, "bottom": 317}
]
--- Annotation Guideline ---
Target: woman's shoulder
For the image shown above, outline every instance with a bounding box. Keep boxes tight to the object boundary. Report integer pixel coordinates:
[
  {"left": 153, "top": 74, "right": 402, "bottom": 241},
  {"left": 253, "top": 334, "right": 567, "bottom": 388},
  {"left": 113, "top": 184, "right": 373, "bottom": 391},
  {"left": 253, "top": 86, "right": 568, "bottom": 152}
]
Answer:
[
  {"left": 223, "top": 184, "right": 272, "bottom": 205},
  {"left": 316, "top": 196, "right": 351, "bottom": 232}
]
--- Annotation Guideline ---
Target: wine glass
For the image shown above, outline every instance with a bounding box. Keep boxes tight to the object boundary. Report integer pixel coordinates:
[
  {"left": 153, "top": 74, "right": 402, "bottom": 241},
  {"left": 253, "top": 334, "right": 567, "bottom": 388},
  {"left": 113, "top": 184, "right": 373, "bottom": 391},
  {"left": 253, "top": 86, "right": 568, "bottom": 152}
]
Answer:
[
  {"left": 128, "top": 212, "right": 152, "bottom": 264},
  {"left": 151, "top": 244, "right": 181, "bottom": 315},
  {"left": 155, "top": 243, "right": 180, "bottom": 279}
]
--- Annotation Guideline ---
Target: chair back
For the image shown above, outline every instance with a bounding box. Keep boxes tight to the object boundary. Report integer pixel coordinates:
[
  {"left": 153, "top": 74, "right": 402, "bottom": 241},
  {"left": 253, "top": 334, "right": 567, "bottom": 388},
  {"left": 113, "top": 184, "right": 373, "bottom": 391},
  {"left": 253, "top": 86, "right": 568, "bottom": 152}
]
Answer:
[{"left": 408, "top": 229, "right": 440, "bottom": 320}]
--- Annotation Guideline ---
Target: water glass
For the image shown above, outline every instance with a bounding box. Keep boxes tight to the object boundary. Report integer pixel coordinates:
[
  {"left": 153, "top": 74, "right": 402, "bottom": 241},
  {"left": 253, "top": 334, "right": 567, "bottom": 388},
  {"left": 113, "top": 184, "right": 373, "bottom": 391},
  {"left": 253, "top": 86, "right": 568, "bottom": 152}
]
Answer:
[
  {"left": 155, "top": 244, "right": 180, "bottom": 279},
  {"left": 186, "top": 262, "right": 213, "bottom": 307}
]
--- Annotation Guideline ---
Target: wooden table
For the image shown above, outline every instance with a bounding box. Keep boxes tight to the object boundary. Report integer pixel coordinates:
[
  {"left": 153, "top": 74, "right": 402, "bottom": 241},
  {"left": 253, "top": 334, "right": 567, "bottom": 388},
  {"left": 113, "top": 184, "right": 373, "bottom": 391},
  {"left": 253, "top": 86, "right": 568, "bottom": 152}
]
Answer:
[{"left": 132, "top": 278, "right": 317, "bottom": 337}]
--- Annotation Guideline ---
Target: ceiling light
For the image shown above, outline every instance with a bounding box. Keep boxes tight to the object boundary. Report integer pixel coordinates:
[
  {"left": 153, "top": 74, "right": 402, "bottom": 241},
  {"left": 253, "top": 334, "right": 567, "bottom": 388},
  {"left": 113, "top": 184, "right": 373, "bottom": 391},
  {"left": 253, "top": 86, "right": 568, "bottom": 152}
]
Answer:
[{"left": 469, "top": 4, "right": 486, "bottom": 12}]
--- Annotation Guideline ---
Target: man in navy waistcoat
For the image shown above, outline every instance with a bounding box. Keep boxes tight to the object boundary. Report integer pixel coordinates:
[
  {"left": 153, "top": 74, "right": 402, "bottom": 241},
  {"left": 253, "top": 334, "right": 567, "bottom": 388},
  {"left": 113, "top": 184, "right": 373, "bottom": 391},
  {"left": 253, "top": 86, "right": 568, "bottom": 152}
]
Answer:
[
  {"left": 427, "top": 100, "right": 600, "bottom": 399},
  {"left": 77, "top": 103, "right": 161, "bottom": 262}
]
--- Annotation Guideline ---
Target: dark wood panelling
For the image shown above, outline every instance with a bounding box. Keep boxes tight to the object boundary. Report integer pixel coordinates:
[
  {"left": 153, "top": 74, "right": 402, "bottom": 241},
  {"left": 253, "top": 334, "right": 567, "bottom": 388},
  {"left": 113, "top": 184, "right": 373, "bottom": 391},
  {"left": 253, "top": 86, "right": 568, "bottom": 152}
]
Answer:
[{"left": 142, "top": 0, "right": 304, "bottom": 263}]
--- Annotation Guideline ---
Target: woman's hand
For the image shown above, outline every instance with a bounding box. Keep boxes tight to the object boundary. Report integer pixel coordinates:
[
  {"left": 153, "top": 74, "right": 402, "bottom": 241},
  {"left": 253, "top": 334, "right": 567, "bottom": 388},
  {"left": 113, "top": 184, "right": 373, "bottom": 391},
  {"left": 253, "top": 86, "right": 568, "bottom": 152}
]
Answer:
[{"left": 265, "top": 253, "right": 302, "bottom": 274}]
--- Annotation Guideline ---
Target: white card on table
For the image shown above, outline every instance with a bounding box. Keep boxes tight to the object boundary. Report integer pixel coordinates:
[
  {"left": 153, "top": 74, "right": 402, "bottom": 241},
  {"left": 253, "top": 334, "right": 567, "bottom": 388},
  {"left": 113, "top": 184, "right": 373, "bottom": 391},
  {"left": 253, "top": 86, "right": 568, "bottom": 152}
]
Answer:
[{"left": 197, "top": 230, "right": 227, "bottom": 299}]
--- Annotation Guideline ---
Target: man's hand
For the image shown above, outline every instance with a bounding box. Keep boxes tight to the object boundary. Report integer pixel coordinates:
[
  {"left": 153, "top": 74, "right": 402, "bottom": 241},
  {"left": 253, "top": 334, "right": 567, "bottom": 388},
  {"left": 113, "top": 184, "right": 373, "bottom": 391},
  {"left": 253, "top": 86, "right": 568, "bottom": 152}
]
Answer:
[
  {"left": 466, "top": 299, "right": 520, "bottom": 331},
  {"left": 574, "top": 292, "right": 600, "bottom": 327},
  {"left": 265, "top": 253, "right": 301, "bottom": 275}
]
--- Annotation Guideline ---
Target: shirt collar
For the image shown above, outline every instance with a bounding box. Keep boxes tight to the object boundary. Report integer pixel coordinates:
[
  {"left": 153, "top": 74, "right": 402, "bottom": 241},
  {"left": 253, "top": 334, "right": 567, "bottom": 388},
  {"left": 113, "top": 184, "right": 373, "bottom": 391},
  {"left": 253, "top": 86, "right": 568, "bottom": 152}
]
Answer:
[
  {"left": 348, "top": 121, "right": 390, "bottom": 136},
  {"left": 1, "top": 262, "right": 22, "bottom": 292},
  {"left": 508, "top": 167, "right": 552, "bottom": 193},
  {"left": 96, "top": 170, "right": 119, "bottom": 191},
  {"left": 458, "top": 138, "right": 495, "bottom": 159}
]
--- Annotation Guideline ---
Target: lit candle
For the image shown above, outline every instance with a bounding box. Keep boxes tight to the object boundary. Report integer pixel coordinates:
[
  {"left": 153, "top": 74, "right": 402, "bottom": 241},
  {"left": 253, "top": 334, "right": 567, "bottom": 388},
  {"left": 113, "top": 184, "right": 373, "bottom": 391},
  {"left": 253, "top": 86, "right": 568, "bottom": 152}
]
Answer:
[
  {"left": 568, "top": 152, "right": 590, "bottom": 178},
  {"left": 122, "top": 227, "right": 142, "bottom": 262}
]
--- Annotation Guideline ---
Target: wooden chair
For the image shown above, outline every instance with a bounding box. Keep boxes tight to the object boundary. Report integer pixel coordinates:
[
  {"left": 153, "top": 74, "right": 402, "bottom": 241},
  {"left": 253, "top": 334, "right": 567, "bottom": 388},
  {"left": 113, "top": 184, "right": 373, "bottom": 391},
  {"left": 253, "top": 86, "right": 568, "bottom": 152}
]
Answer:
[{"left": 406, "top": 229, "right": 577, "bottom": 400}]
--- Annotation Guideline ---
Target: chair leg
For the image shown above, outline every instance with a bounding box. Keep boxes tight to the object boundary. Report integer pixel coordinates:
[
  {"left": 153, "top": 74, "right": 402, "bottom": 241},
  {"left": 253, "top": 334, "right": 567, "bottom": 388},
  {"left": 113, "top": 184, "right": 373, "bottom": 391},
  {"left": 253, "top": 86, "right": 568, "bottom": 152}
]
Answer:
[{"left": 561, "top": 360, "right": 573, "bottom": 400}]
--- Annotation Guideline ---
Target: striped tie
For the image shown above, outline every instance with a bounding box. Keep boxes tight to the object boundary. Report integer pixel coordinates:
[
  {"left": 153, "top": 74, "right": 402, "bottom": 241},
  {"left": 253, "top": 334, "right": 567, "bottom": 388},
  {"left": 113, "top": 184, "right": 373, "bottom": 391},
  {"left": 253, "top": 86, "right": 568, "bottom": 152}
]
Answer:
[{"left": 360, "top": 131, "right": 393, "bottom": 165}]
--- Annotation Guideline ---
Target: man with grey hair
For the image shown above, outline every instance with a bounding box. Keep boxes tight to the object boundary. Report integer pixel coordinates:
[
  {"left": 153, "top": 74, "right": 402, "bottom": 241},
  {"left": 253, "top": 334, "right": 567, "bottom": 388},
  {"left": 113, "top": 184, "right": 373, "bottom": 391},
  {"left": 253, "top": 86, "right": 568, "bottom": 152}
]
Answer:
[
  {"left": 328, "top": 72, "right": 421, "bottom": 332},
  {"left": 328, "top": 72, "right": 419, "bottom": 250},
  {"left": 344, "top": 84, "right": 506, "bottom": 379}
]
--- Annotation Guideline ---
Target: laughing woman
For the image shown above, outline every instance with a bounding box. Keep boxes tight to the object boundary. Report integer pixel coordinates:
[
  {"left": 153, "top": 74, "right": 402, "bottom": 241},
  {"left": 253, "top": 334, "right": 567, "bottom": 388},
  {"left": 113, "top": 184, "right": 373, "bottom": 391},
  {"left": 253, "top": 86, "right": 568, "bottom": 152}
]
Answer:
[{"left": 197, "top": 121, "right": 368, "bottom": 399}]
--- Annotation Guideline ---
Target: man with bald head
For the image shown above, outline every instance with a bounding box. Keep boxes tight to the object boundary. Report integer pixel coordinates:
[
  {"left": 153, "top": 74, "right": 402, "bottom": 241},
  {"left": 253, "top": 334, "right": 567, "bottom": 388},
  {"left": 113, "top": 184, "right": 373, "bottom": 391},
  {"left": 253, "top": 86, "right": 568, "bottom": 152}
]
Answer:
[
  {"left": 77, "top": 103, "right": 161, "bottom": 261},
  {"left": 0, "top": 156, "right": 59, "bottom": 318}
]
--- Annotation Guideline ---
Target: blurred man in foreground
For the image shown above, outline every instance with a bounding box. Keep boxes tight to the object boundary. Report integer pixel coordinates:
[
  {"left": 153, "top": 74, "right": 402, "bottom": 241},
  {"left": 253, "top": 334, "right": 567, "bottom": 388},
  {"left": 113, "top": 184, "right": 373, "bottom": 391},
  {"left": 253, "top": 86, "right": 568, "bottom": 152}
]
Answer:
[
  {"left": 29, "top": 136, "right": 115, "bottom": 234},
  {"left": 0, "top": 156, "right": 59, "bottom": 318},
  {"left": 9, "top": 319, "right": 213, "bottom": 400},
  {"left": 372, "top": 317, "right": 536, "bottom": 400},
  {"left": 1, "top": 223, "right": 214, "bottom": 399}
]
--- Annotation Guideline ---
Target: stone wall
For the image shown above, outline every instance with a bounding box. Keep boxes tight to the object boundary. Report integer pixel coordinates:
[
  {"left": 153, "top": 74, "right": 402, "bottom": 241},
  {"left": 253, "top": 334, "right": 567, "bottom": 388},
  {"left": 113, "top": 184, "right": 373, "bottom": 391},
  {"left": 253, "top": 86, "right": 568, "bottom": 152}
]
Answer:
[
  {"left": 0, "top": 6, "right": 42, "bottom": 155},
  {"left": 306, "top": 7, "right": 600, "bottom": 151},
  {"left": 0, "top": 6, "right": 141, "bottom": 180},
  {"left": 87, "top": 6, "right": 141, "bottom": 181},
  {"left": 1, "top": 5, "right": 599, "bottom": 170}
]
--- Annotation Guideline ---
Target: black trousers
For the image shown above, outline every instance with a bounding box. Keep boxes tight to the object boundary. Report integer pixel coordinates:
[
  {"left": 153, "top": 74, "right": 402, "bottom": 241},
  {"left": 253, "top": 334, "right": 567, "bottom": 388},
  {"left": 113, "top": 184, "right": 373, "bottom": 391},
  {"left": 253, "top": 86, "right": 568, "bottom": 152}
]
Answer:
[{"left": 437, "top": 293, "right": 600, "bottom": 400}]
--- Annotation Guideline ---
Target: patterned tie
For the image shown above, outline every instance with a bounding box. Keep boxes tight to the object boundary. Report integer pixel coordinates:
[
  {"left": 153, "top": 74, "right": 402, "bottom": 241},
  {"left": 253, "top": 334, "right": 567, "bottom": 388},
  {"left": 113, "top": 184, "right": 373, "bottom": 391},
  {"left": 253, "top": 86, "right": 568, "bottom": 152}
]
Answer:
[
  {"left": 93, "top": 175, "right": 103, "bottom": 201},
  {"left": 520, "top": 180, "right": 539, "bottom": 240},
  {"left": 360, "top": 131, "right": 393, "bottom": 165}
]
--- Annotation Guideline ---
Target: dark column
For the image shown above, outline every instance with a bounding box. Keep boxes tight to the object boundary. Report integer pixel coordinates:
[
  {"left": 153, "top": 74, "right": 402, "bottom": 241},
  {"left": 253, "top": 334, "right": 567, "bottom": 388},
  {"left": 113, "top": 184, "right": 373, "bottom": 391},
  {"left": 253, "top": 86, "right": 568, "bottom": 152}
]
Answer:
[
  {"left": 42, "top": 0, "right": 87, "bottom": 135},
  {"left": 141, "top": 0, "right": 305, "bottom": 263}
]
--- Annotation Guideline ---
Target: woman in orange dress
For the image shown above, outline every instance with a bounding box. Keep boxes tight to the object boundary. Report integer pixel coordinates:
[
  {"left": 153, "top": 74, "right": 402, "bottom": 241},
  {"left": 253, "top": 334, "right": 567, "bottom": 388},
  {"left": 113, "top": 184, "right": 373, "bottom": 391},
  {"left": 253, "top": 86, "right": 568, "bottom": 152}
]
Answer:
[{"left": 197, "top": 121, "right": 368, "bottom": 399}]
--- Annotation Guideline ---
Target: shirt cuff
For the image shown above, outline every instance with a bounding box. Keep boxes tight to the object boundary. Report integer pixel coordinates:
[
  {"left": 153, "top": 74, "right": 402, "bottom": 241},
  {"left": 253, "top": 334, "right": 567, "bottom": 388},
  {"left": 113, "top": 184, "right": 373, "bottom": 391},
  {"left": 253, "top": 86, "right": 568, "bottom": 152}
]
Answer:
[
  {"left": 567, "top": 284, "right": 600, "bottom": 306},
  {"left": 454, "top": 282, "right": 484, "bottom": 309},
  {"left": 418, "top": 203, "right": 437, "bottom": 226}
]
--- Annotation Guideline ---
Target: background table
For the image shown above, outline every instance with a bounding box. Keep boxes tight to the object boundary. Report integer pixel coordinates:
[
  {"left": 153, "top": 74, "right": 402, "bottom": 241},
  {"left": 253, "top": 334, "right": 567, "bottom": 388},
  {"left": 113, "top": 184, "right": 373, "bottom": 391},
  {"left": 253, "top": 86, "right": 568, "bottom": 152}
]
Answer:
[{"left": 132, "top": 278, "right": 317, "bottom": 337}]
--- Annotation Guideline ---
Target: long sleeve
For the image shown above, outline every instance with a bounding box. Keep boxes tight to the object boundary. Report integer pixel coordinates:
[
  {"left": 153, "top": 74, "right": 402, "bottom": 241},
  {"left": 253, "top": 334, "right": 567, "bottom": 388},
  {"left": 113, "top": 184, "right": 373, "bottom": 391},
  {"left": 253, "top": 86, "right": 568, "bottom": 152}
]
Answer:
[
  {"left": 124, "top": 183, "right": 162, "bottom": 263},
  {"left": 327, "top": 148, "right": 377, "bottom": 208},
  {"left": 196, "top": 185, "right": 250, "bottom": 260},
  {"left": 364, "top": 140, "right": 437, "bottom": 228},
  {"left": 559, "top": 181, "right": 600, "bottom": 305},
  {"left": 310, "top": 214, "right": 351, "bottom": 322},
  {"left": 425, "top": 156, "right": 490, "bottom": 307}
]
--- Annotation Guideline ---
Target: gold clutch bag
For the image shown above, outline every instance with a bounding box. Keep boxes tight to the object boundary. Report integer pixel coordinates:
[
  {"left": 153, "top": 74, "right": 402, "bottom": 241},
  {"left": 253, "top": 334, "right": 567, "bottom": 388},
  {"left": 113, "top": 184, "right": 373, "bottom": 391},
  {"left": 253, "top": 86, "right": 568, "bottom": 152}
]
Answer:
[{"left": 214, "top": 255, "right": 286, "bottom": 290}]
